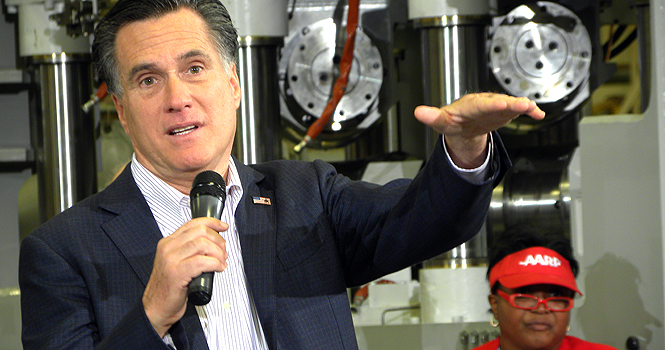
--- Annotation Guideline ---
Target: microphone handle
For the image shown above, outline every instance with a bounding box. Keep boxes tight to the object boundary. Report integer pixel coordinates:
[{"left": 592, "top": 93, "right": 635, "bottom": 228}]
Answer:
[
  {"left": 189, "top": 272, "right": 215, "bottom": 305},
  {"left": 188, "top": 195, "right": 224, "bottom": 306}
]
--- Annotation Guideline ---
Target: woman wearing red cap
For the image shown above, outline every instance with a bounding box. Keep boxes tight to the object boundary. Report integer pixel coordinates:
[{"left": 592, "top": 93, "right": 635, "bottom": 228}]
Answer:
[{"left": 471, "top": 226, "right": 618, "bottom": 350}]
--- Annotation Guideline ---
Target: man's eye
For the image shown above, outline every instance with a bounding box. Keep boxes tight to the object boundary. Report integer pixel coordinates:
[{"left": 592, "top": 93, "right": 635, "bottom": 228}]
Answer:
[
  {"left": 189, "top": 66, "right": 202, "bottom": 74},
  {"left": 141, "top": 77, "right": 155, "bottom": 86}
]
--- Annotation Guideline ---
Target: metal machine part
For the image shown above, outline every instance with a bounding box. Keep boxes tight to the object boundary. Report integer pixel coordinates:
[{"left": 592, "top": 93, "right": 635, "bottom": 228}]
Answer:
[
  {"left": 279, "top": 17, "right": 384, "bottom": 147},
  {"left": 405, "top": 3, "right": 495, "bottom": 329},
  {"left": 48, "top": 0, "right": 97, "bottom": 37},
  {"left": 412, "top": 14, "right": 491, "bottom": 158},
  {"left": 421, "top": 223, "right": 488, "bottom": 270},
  {"left": 487, "top": 153, "right": 572, "bottom": 240},
  {"left": 489, "top": 1, "right": 592, "bottom": 129},
  {"left": 30, "top": 53, "right": 96, "bottom": 222},
  {"left": 10, "top": 0, "right": 97, "bottom": 223},
  {"left": 224, "top": 0, "right": 288, "bottom": 37},
  {"left": 227, "top": 0, "right": 288, "bottom": 164},
  {"left": 486, "top": 1, "right": 595, "bottom": 237},
  {"left": 235, "top": 36, "right": 284, "bottom": 164},
  {"left": 410, "top": 2, "right": 492, "bottom": 266},
  {"left": 13, "top": 1, "right": 91, "bottom": 57}
]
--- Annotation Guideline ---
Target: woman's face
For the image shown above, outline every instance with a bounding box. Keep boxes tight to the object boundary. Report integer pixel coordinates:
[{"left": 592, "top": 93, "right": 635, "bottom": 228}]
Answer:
[{"left": 489, "top": 284, "right": 574, "bottom": 350}]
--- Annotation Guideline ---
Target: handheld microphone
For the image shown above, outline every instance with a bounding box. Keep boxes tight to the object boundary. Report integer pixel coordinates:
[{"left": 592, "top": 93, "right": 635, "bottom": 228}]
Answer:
[{"left": 187, "top": 170, "right": 226, "bottom": 306}]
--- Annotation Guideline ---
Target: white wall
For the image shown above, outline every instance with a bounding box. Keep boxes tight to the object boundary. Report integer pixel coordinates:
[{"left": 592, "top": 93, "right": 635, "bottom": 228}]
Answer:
[{"left": 569, "top": 0, "right": 665, "bottom": 348}]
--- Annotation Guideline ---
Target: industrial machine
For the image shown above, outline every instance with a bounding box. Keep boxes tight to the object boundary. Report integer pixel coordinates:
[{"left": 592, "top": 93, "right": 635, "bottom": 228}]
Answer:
[
  {"left": 6, "top": 0, "right": 97, "bottom": 225},
  {"left": 1, "top": 0, "right": 661, "bottom": 349}
]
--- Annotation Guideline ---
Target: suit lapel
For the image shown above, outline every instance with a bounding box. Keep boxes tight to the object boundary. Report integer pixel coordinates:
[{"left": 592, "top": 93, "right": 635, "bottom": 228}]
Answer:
[
  {"left": 234, "top": 160, "right": 277, "bottom": 346},
  {"left": 99, "top": 167, "right": 161, "bottom": 286},
  {"left": 98, "top": 166, "right": 209, "bottom": 350}
]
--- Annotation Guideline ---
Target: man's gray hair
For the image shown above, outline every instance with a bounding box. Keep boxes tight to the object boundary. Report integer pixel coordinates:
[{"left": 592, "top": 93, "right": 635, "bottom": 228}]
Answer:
[{"left": 92, "top": 0, "right": 238, "bottom": 96}]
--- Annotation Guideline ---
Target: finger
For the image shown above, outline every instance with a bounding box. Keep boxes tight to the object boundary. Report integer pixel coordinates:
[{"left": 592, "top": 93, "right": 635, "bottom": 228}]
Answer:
[
  {"left": 475, "top": 94, "right": 510, "bottom": 114},
  {"left": 413, "top": 105, "right": 442, "bottom": 127},
  {"left": 183, "top": 253, "right": 229, "bottom": 282},
  {"left": 157, "top": 225, "right": 228, "bottom": 273},
  {"left": 191, "top": 218, "right": 229, "bottom": 261},
  {"left": 522, "top": 100, "right": 546, "bottom": 120},
  {"left": 176, "top": 229, "right": 228, "bottom": 268},
  {"left": 165, "top": 218, "right": 228, "bottom": 254},
  {"left": 185, "top": 217, "right": 229, "bottom": 233},
  {"left": 186, "top": 217, "right": 229, "bottom": 250},
  {"left": 153, "top": 238, "right": 227, "bottom": 297},
  {"left": 501, "top": 97, "right": 545, "bottom": 119},
  {"left": 417, "top": 94, "right": 511, "bottom": 122}
]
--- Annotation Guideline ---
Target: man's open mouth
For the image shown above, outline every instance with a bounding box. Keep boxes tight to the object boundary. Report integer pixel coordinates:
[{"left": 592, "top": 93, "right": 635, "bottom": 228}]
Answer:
[{"left": 169, "top": 125, "right": 197, "bottom": 135}]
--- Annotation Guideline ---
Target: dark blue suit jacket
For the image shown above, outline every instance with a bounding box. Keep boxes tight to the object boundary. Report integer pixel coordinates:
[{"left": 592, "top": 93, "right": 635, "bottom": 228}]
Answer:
[{"left": 19, "top": 134, "right": 509, "bottom": 349}]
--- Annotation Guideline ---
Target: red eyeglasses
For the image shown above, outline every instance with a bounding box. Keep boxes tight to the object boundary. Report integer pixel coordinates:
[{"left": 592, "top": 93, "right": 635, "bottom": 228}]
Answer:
[{"left": 497, "top": 289, "right": 574, "bottom": 312}]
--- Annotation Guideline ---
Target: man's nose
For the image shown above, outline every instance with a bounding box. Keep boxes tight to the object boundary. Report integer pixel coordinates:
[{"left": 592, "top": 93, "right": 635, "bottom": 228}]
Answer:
[{"left": 165, "top": 76, "right": 192, "bottom": 112}]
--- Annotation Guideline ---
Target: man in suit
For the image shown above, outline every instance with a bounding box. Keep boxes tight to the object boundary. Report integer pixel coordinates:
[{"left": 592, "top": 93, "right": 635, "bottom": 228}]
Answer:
[{"left": 18, "top": 0, "right": 545, "bottom": 349}]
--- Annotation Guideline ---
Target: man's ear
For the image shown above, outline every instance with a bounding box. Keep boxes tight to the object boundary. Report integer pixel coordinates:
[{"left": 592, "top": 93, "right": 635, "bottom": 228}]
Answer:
[
  {"left": 228, "top": 62, "right": 241, "bottom": 109},
  {"left": 112, "top": 94, "right": 130, "bottom": 135}
]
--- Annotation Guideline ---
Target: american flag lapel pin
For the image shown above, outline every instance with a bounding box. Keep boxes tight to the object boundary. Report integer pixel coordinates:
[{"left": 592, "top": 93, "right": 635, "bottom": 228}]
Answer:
[{"left": 252, "top": 196, "right": 271, "bottom": 205}]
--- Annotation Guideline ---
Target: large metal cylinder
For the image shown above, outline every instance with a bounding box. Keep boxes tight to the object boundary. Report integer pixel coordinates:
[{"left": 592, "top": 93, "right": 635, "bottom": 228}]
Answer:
[
  {"left": 15, "top": 1, "right": 95, "bottom": 224},
  {"left": 487, "top": 150, "right": 573, "bottom": 242},
  {"left": 30, "top": 53, "right": 96, "bottom": 222},
  {"left": 411, "top": 4, "right": 491, "bottom": 265},
  {"left": 223, "top": 0, "right": 287, "bottom": 38},
  {"left": 224, "top": 0, "right": 287, "bottom": 164},
  {"left": 413, "top": 16, "right": 490, "bottom": 158},
  {"left": 235, "top": 37, "right": 284, "bottom": 164}
]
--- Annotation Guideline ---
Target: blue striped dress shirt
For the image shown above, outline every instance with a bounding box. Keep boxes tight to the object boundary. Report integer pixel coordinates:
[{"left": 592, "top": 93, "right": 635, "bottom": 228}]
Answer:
[{"left": 131, "top": 155, "right": 267, "bottom": 350}]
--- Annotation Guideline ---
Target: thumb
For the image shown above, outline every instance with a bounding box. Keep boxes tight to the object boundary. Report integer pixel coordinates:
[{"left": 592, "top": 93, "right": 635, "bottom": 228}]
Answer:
[{"left": 414, "top": 105, "right": 442, "bottom": 127}]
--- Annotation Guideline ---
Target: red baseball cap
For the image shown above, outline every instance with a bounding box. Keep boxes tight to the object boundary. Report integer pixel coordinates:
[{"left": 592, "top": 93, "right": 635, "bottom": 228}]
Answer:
[{"left": 489, "top": 246, "right": 582, "bottom": 296}]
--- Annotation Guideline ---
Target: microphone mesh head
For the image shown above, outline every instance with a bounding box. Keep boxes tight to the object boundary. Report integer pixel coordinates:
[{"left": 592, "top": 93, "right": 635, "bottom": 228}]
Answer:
[{"left": 190, "top": 170, "right": 226, "bottom": 200}]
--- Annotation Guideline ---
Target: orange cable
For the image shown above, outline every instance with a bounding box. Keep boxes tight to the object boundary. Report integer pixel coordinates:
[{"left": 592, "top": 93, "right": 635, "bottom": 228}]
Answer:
[
  {"left": 605, "top": 23, "right": 615, "bottom": 62},
  {"left": 294, "top": 0, "right": 360, "bottom": 153},
  {"left": 82, "top": 82, "right": 108, "bottom": 113}
]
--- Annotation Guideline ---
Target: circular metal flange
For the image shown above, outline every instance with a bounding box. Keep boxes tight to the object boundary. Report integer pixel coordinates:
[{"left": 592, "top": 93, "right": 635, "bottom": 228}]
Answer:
[
  {"left": 280, "top": 18, "right": 383, "bottom": 140},
  {"left": 489, "top": 1, "right": 591, "bottom": 104}
]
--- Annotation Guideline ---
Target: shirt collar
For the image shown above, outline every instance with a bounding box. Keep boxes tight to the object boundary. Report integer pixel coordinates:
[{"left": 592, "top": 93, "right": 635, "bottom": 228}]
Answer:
[{"left": 130, "top": 154, "right": 243, "bottom": 212}]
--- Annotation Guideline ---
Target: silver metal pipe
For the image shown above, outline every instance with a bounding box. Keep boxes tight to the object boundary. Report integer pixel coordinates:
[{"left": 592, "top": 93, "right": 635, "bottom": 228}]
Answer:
[
  {"left": 413, "top": 15, "right": 490, "bottom": 158},
  {"left": 487, "top": 156, "right": 572, "bottom": 241},
  {"left": 413, "top": 15, "right": 490, "bottom": 265},
  {"left": 235, "top": 36, "right": 283, "bottom": 164},
  {"left": 30, "top": 53, "right": 96, "bottom": 222}
]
